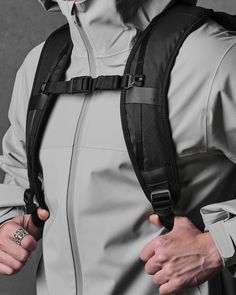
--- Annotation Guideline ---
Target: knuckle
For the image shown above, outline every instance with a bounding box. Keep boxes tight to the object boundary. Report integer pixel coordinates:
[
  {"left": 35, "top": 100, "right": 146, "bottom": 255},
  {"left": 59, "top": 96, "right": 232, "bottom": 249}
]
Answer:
[
  {"left": 157, "top": 252, "right": 168, "bottom": 263},
  {"left": 12, "top": 260, "right": 23, "bottom": 271},
  {"left": 0, "top": 241, "right": 4, "bottom": 250},
  {"left": 4, "top": 268, "right": 15, "bottom": 276},
  {"left": 0, "top": 238, "right": 10, "bottom": 252},
  {"left": 144, "top": 262, "right": 152, "bottom": 275},
  {"left": 0, "top": 226, "right": 10, "bottom": 239},
  {"left": 155, "top": 236, "right": 168, "bottom": 249},
  {"left": 163, "top": 263, "right": 173, "bottom": 276},
  {"left": 153, "top": 275, "right": 161, "bottom": 285},
  {"left": 175, "top": 277, "right": 184, "bottom": 289},
  {"left": 154, "top": 238, "right": 162, "bottom": 249},
  {"left": 21, "top": 237, "right": 31, "bottom": 248},
  {"left": 1, "top": 223, "right": 11, "bottom": 232},
  {"left": 19, "top": 251, "right": 30, "bottom": 263},
  {"left": 21, "top": 236, "right": 36, "bottom": 251}
]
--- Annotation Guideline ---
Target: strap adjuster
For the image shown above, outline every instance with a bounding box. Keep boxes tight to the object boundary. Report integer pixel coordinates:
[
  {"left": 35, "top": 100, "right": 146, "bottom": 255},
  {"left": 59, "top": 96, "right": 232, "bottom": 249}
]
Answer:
[
  {"left": 69, "top": 76, "right": 93, "bottom": 94},
  {"left": 151, "top": 189, "right": 174, "bottom": 217},
  {"left": 123, "top": 74, "right": 144, "bottom": 89}
]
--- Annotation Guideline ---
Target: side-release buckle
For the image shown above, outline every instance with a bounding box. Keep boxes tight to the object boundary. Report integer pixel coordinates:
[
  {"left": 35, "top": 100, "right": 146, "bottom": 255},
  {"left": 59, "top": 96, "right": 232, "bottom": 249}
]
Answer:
[
  {"left": 151, "top": 189, "right": 174, "bottom": 217},
  {"left": 69, "top": 76, "right": 93, "bottom": 94}
]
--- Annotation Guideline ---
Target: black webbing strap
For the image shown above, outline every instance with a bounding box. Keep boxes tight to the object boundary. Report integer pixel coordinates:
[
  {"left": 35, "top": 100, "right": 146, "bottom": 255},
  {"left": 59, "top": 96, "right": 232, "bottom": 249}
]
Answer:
[
  {"left": 41, "top": 74, "right": 144, "bottom": 95},
  {"left": 25, "top": 24, "right": 73, "bottom": 227},
  {"left": 211, "top": 11, "right": 236, "bottom": 30}
]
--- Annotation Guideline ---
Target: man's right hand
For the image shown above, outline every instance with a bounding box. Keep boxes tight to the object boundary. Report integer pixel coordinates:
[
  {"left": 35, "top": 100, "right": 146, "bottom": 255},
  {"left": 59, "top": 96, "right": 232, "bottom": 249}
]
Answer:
[{"left": 0, "top": 208, "right": 49, "bottom": 275}]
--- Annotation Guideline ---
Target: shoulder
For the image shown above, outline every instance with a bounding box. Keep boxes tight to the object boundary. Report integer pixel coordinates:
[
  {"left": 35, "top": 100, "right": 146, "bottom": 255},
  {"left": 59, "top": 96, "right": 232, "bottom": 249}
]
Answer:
[
  {"left": 196, "top": 21, "right": 236, "bottom": 161},
  {"left": 17, "top": 42, "right": 45, "bottom": 90},
  {"left": 9, "top": 43, "right": 45, "bottom": 126},
  {"left": 179, "top": 18, "right": 236, "bottom": 72}
]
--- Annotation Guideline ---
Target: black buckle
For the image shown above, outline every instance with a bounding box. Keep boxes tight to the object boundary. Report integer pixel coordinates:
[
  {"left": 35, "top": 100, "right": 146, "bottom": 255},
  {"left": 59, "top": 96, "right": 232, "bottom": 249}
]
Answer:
[
  {"left": 151, "top": 189, "right": 174, "bottom": 217},
  {"left": 69, "top": 76, "right": 93, "bottom": 94},
  {"left": 123, "top": 74, "right": 144, "bottom": 89}
]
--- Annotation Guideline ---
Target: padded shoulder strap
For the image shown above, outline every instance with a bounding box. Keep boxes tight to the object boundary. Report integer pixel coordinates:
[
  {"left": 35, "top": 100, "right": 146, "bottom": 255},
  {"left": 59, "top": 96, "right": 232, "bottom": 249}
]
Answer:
[
  {"left": 121, "top": 4, "right": 211, "bottom": 230},
  {"left": 24, "top": 24, "right": 73, "bottom": 225},
  {"left": 211, "top": 11, "right": 236, "bottom": 31}
]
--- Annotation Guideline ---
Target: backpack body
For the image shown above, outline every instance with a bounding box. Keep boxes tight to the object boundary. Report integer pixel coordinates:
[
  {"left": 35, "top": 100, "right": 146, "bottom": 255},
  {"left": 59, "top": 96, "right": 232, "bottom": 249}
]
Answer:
[{"left": 23, "top": 3, "right": 236, "bottom": 229}]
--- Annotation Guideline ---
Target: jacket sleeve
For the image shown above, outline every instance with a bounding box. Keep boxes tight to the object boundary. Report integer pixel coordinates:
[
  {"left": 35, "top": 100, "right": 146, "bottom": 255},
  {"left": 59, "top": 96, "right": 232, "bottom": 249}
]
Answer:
[
  {"left": 0, "top": 44, "right": 43, "bottom": 224},
  {"left": 200, "top": 41, "right": 236, "bottom": 274}
]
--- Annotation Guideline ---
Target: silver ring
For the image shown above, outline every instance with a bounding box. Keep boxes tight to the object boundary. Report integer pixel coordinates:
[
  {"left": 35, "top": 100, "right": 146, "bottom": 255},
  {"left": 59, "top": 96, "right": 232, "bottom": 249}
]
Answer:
[{"left": 12, "top": 228, "right": 29, "bottom": 245}]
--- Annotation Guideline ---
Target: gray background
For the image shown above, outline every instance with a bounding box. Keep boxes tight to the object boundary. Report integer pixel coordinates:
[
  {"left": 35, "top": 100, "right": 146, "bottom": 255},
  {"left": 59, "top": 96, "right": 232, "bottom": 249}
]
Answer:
[{"left": 0, "top": 0, "right": 236, "bottom": 294}]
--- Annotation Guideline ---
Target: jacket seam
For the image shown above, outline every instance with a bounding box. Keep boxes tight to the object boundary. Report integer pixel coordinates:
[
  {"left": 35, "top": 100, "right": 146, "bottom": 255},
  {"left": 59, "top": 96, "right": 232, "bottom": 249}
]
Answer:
[
  {"left": 205, "top": 42, "right": 236, "bottom": 152},
  {"left": 75, "top": 9, "right": 135, "bottom": 59}
]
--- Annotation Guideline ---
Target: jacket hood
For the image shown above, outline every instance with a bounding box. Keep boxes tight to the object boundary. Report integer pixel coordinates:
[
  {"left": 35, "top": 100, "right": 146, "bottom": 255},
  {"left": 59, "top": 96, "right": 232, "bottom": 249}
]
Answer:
[
  {"left": 37, "top": 0, "right": 198, "bottom": 58},
  {"left": 38, "top": 0, "right": 197, "bottom": 25}
]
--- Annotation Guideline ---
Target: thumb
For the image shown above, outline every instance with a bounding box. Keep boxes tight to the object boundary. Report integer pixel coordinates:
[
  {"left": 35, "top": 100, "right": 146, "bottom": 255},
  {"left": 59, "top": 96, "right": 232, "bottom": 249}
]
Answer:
[
  {"left": 26, "top": 208, "right": 49, "bottom": 239},
  {"left": 37, "top": 208, "right": 50, "bottom": 221},
  {"left": 148, "top": 213, "right": 162, "bottom": 227}
]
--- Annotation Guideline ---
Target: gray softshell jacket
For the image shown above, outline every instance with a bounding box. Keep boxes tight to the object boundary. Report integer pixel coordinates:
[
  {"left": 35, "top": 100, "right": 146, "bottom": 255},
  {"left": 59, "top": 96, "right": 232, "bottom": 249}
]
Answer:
[{"left": 1, "top": 0, "right": 236, "bottom": 294}]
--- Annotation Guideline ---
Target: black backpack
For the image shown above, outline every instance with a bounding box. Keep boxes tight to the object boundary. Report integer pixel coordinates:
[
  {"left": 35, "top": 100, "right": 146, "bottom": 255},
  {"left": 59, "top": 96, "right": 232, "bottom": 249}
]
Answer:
[{"left": 23, "top": 3, "right": 236, "bottom": 230}]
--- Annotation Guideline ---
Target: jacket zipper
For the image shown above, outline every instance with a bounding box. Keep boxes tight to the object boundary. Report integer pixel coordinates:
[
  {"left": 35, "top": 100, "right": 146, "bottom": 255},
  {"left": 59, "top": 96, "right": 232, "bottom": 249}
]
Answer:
[{"left": 66, "top": 8, "right": 97, "bottom": 295}]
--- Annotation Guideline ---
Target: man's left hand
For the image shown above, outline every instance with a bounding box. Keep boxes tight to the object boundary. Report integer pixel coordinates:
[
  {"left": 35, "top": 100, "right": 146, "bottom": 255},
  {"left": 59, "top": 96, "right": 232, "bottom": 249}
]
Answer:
[{"left": 140, "top": 215, "right": 222, "bottom": 295}]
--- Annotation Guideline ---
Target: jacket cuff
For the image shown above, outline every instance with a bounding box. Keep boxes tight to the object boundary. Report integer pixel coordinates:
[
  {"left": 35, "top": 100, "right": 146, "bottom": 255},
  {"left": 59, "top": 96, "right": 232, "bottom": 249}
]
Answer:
[
  {"left": 201, "top": 201, "right": 236, "bottom": 271},
  {"left": 207, "top": 220, "right": 236, "bottom": 268},
  {"left": 0, "top": 208, "right": 25, "bottom": 227}
]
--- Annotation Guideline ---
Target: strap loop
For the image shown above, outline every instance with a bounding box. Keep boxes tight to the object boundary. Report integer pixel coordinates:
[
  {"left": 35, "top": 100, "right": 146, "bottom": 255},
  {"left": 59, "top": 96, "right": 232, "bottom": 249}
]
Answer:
[
  {"left": 69, "top": 76, "right": 93, "bottom": 94},
  {"left": 24, "top": 189, "right": 45, "bottom": 227},
  {"left": 24, "top": 188, "right": 37, "bottom": 215}
]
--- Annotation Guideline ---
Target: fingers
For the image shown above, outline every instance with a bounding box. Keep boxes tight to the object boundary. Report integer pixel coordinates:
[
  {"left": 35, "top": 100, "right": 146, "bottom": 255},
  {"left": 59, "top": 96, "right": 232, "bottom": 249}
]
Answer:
[
  {"left": 0, "top": 242, "right": 29, "bottom": 275},
  {"left": 2, "top": 222, "right": 37, "bottom": 252},
  {"left": 2, "top": 239, "right": 31, "bottom": 262},
  {"left": 37, "top": 208, "right": 49, "bottom": 221},
  {"left": 144, "top": 254, "right": 162, "bottom": 275},
  {"left": 0, "top": 221, "right": 37, "bottom": 275},
  {"left": 0, "top": 262, "right": 17, "bottom": 276},
  {"left": 159, "top": 278, "right": 183, "bottom": 295},
  {"left": 140, "top": 241, "right": 155, "bottom": 262},
  {"left": 13, "top": 209, "right": 49, "bottom": 239},
  {"left": 0, "top": 250, "right": 25, "bottom": 275},
  {"left": 140, "top": 235, "right": 164, "bottom": 262},
  {"left": 148, "top": 214, "right": 162, "bottom": 227}
]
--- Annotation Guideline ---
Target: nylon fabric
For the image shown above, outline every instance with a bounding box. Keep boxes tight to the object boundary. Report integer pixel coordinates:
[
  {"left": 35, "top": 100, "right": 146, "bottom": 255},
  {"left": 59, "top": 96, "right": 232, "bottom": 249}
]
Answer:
[{"left": 1, "top": 0, "right": 236, "bottom": 294}]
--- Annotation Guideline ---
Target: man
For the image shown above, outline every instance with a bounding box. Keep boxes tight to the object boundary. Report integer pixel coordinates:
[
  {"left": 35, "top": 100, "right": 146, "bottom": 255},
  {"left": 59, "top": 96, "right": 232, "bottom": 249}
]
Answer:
[{"left": 0, "top": 0, "right": 236, "bottom": 294}]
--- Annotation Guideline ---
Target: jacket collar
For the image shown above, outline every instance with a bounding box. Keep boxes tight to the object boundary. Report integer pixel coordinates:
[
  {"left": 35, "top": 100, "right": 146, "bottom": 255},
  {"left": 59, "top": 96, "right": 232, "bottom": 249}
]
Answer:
[
  {"left": 38, "top": 0, "right": 181, "bottom": 30},
  {"left": 38, "top": 0, "right": 196, "bottom": 57}
]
